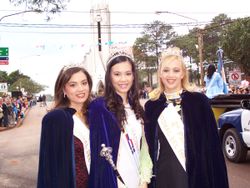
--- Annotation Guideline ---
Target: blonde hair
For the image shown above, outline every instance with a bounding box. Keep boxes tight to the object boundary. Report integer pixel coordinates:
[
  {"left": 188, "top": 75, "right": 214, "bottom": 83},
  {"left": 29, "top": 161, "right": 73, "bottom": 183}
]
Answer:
[{"left": 149, "top": 47, "right": 194, "bottom": 100}]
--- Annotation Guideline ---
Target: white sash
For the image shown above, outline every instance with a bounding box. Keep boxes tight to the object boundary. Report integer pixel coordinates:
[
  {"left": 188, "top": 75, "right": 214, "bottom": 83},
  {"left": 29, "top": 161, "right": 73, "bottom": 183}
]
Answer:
[{"left": 157, "top": 103, "right": 186, "bottom": 171}]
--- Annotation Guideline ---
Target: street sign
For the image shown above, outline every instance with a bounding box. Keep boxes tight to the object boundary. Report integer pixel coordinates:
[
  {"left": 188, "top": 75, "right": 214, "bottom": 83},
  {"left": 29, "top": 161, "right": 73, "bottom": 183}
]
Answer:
[
  {"left": 0, "top": 83, "right": 8, "bottom": 93},
  {"left": 229, "top": 70, "right": 241, "bottom": 86},
  {"left": 0, "top": 47, "right": 9, "bottom": 56},
  {"left": 0, "top": 47, "right": 9, "bottom": 65}
]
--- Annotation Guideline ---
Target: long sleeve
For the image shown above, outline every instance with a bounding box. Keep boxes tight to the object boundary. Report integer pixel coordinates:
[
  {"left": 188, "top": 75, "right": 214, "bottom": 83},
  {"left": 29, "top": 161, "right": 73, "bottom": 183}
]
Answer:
[
  {"left": 37, "top": 109, "right": 75, "bottom": 188},
  {"left": 88, "top": 98, "right": 121, "bottom": 188},
  {"left": 139, "top": 128, "right": 153, "bottom": 185}
]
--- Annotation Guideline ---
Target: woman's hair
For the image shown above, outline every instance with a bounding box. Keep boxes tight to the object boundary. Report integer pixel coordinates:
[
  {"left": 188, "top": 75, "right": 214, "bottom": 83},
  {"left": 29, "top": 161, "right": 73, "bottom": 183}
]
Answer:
[
  {"left": 207, "top": 64, "right": 216, "bottom": 79},
  {"left": 53, "top": 66, "right": 93, "bottom": 116},
  {"left": 104, "top": 54, "right": 144, "bottom": 131},
  {"left": 150, "top": 47, "right": 192, "bottom": 101}
]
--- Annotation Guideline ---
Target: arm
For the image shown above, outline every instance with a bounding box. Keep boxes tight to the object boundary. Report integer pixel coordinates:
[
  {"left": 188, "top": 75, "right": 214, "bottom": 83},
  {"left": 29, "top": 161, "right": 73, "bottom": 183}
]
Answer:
[
  {"left": 139, "top": 128, "right": 153, "bottom": 187},
  {"left": 37, "top": 110, "right": 74, "bottom": 188},
  {"left": 202, "top": 96, "right": 229, "bottom": 187},
  {"left": 88, "top": 99, "right": 120, "bottom": 188}
]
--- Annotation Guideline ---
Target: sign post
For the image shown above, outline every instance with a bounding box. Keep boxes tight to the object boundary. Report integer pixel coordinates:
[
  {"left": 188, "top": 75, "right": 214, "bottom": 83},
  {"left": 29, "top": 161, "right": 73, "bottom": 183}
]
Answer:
[{"left": 0, "top": 47, "right": 9, "bottom": 65}]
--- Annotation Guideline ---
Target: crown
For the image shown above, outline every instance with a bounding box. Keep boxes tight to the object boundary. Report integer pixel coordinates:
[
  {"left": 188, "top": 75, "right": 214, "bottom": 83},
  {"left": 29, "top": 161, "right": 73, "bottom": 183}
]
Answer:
[
  {"left": 62, "top": 63, "right": 85, "bottom": 72},
  {"left": 161, "top": 47, "right": 183, "bottom": 59},
  {"left": 107, "top": 45, "right": 134, "bottom": 64}
]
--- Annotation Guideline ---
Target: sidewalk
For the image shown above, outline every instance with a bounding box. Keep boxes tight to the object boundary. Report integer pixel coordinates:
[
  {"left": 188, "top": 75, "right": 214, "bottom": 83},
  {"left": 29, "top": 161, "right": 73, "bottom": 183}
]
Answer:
[{"left": 0, "top": 108, "right": 30, "bottom": 132}]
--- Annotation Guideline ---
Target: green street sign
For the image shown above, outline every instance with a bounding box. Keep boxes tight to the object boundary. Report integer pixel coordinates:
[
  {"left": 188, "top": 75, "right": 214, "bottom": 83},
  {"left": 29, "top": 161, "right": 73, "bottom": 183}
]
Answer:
[{"left": 0, "top": 47, "right": 9, "bottom": 56}]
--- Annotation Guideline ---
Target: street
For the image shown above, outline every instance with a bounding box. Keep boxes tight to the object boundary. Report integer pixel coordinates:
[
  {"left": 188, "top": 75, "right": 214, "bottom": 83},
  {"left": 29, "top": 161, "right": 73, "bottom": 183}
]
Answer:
[{"left": 0, "top": 102, "right": 250, "bottom": 188}]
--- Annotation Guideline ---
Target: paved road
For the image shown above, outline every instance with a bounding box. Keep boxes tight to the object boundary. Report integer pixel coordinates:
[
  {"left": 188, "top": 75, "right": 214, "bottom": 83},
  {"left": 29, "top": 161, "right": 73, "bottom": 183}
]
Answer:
[
  {"left": 0, "top": 101, "right": 250, "bottom": 188},
  {"left": 0, "top": 104, "right": 47, "bottom": 188}
]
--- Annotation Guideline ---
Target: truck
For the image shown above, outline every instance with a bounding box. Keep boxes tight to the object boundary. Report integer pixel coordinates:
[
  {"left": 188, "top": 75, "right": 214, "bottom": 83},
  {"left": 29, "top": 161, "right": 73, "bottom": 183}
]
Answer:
[{"left": 210, "top": 94, "right": 250, "bottom": 163}]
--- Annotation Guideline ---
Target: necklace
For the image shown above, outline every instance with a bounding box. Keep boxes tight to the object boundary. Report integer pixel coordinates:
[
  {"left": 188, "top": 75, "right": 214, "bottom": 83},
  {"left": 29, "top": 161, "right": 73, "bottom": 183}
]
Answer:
[
  {"left": 75, "top": 111, "right": 85, "bottom": 122},
  {"left": 164, "top": 90, "right": 182, "bottom": 100},
  {"left": 164, "top": 90, "right": 182, "bottom": 111}
]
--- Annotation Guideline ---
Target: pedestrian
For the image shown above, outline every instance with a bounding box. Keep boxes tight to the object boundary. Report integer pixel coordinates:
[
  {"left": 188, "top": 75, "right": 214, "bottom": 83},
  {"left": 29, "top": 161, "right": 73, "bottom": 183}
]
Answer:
[
  {"left": 88, "top": 51, "right": 152, "bottom": 188},
  {"left": 204, "top": 64, "right": 224, "bottom": 99},
  {"left": 37, "top": 64, "right": 93, "bottom": 188},
  {"left": 2, "top": 96, "right": 10, "bottom": 127},
  {"left": 144, "top": 47, "right": 229, "bottom": 188},
  {"left": 0, "top": 97, "right": 3, "bottom": 126}
]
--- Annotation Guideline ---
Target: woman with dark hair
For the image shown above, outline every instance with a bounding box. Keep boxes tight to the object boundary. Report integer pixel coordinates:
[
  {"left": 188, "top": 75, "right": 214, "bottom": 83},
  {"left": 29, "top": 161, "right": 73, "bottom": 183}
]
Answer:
[
  {"left": 88, "top": 52, "right": 152, "bottom": 188},
  {"left": 204, "top": 64, "right": 224, "bottom": 99},
  {"left": 37, "top": 65, "right": 92, "bottom": 188}
]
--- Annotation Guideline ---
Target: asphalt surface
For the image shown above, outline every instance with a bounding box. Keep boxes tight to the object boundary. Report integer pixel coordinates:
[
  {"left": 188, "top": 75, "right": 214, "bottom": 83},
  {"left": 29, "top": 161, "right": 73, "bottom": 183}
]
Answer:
[
  {"left": 0, "top": 100, "right": 250, "bottom": 188},
  {"left": 0, "top": 103, "right": 47, "bottom": 188}
]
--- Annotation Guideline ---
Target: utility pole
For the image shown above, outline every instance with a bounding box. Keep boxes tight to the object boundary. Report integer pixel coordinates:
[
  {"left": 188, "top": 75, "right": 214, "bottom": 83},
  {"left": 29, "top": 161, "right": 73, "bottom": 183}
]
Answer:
[{"left": 198, "top": 29, "right": 204, "bottom": 86}]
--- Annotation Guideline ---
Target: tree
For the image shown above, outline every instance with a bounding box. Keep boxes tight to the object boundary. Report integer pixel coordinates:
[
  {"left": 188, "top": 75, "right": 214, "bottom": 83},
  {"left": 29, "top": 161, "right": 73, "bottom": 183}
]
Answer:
[
  {"left": 9, "top": 0, "right": 70, "bottom": 20},
  {"left": 10, "top": 77, "right": 46, "bottom": 95},
  {"left": 133, "top": 20, "right": 176, "bottom": 86},
  {"left": 142, "top": 20, "right": 176, "bottom": 66},
  {"left": 202, "top": 14, "right": 232, "bottom": 62},
  {"left": 0, "top": 71, "right": 9, "bottom": 82},
  {"left": 133, "top": 35, "right": 157, "bottom": 86},
  {"left": 222, "top": 17, "right": 250, "bottom": 75},
  {"left": 7, "top": 70, "right": 29, "bottom": 85}
]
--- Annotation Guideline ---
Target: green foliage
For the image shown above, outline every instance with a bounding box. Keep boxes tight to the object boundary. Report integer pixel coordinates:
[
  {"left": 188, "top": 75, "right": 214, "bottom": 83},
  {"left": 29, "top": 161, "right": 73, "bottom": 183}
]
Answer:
[
  {"left": 169, "top": 31, "right": 198, "bottom": 62},
  {"left": 7, "top": 70, "right": 30, "bottom": 85},
  {"left": 133, "top": 20, "right": 176, "bottom": 86},
  {"left": 222, "top": 17, "right": 250, "bottom": 75},
  {"left": 0, "top": 70, "right": 46, "bottom": 95},
  {"left": 202, "top": 14, "right": 232, "bottom": 62},
  {"left": 0, "top": 71, "right": 9, "bottom": 82},
  {"left": 10, "top": 77, "right": 46, "bottom": 94}
]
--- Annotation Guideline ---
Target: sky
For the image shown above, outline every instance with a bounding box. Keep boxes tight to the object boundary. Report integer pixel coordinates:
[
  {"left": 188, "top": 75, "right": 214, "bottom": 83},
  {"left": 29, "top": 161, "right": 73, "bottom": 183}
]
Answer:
[{"left": 0, "top": 0, "right": 249, "bottom": 95}]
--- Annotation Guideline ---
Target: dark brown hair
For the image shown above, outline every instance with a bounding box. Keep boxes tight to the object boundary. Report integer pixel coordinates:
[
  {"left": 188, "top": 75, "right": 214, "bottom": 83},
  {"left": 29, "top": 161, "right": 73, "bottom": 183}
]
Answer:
[
  {"left": 104, "top": 55, "right": 144, "bottom": 131},
  {"left": 207, "top": 64, "right": 216, "bottom": 79},
  {"left": 53, "top": 66, "right": 93, "bottom": 118}
]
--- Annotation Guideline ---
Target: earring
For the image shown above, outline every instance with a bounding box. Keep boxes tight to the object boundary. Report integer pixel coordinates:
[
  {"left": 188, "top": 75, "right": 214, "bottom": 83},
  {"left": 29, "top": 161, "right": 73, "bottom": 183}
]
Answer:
[{"left": 64, "top": 93, "right": 66, "bottom": 98}]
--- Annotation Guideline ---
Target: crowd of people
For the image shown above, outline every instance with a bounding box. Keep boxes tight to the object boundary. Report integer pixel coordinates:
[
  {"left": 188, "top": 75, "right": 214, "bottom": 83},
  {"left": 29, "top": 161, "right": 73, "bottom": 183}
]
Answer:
[
  {"left": 0, "top": 95, "right": 32, "bottom": 127},
  {"left": 37, "top": 46, "right": 230, "bottom": 188}
]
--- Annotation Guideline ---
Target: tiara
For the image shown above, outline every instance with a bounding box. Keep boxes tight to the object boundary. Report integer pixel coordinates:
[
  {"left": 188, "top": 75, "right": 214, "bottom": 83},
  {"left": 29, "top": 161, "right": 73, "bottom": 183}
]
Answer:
[
  {"left": 107, "top": 46, "right": 134, "bottom": 64},
  {"left": 62, "top": 63, "right": 85, "bottom": 72},
  {"left": 161, "top": 47, "right": 183, "bottom": 58}
]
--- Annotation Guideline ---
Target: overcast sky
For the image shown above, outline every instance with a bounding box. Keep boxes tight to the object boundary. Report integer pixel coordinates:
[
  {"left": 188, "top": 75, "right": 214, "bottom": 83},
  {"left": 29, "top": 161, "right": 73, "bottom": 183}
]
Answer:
[{"left": 0, "top": 0, "right": 249, "bottom": 94}]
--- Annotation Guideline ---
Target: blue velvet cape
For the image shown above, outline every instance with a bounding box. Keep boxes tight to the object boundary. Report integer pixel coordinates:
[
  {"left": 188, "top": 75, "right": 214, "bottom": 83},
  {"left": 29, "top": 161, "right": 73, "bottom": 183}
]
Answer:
[
  {"left": 144, "top": 91, "right": 229, "bottom": 188},
  {"left": 88, "top": 97, "right": 121, "bottom": 188},
  {"left": 37, "top": 107, "right": 76, "bottom": 188}
]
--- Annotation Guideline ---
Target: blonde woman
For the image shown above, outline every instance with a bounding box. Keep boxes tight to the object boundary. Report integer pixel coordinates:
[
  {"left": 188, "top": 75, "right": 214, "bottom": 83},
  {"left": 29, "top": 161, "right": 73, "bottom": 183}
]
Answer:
[{"left": 144, "top": 47, "right": 228, "bottom": 188}]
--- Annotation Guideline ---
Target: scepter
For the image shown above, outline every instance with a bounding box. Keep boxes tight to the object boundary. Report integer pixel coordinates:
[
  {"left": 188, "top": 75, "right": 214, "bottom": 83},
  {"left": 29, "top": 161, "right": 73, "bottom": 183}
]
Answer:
[{"left": 100, "top": 143, "right": 126, "bottom": 186}]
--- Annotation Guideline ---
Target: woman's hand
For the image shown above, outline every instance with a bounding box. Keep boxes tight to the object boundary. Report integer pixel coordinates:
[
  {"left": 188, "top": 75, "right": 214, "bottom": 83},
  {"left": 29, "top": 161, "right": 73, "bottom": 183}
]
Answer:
[{"left": 139, "top": 182, "right": 148, "bottom": 188}]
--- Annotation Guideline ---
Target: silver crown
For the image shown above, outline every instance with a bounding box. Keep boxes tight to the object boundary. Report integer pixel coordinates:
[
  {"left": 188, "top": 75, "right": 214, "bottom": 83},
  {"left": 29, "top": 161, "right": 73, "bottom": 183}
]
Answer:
[
  {"left": 107, "top": 51, "right": 134, "bottom": 64},
  {"left": 161, "top": 47, "right": 183, "bottom": 58},
  {"left": 62, "top": 63, "right": 85, "bottom": 72},
  {"left": 107, "top": 46, "right": 134, "bottom": 64}
]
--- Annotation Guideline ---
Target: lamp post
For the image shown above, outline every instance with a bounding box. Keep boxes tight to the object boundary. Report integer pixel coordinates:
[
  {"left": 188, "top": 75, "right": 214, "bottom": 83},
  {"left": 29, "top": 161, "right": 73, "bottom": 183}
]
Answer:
[
  {"left": 96, "top": 14, "right": 102, "bottom": 52},
  {"left": 0, "top": 10, "right": 42, "bottom": 22},
  {"left": 155, "top": 11, "right": 198, "bottom": 22}
]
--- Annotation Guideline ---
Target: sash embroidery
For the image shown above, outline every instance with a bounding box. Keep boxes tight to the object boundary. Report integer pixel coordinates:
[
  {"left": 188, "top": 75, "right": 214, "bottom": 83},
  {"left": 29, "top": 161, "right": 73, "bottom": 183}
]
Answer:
[{"left": 157, "top": 103, "right": 186, "bottom": 171}]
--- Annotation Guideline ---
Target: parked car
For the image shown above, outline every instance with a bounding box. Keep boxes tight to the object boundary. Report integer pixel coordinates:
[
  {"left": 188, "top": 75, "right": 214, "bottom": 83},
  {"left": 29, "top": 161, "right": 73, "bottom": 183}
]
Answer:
[{"left": 217, "top": 99, "right": 250, "bottom": 162}]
